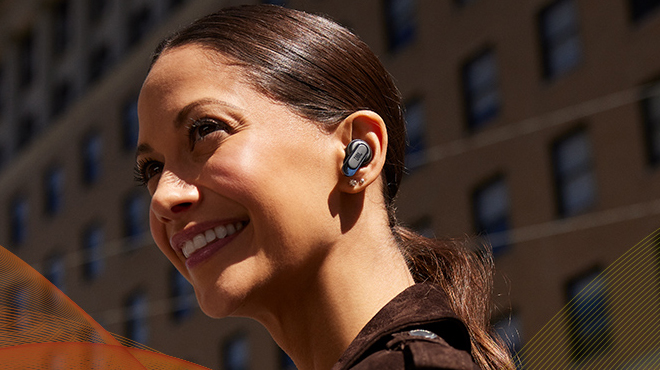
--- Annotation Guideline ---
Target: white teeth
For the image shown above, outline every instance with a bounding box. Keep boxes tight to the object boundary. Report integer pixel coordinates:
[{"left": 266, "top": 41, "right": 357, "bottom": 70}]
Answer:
[
  {"left": 180, "top": 222, "right": 245, "bottom": 259},
  {"left": 182, "top": 240, "right": 195, "bottom": 258},
  {"left": 193, "top": 234, "right": 206, "bottom": 249},
  {"left": 214, "top": 225, "right": 227, "bottom": 239},
  {"left": 204, "top": 229, "right": 216, "bottom": 243}
]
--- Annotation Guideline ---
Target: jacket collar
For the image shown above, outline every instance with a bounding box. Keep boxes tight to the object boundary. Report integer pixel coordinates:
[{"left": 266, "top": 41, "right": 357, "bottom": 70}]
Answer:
[{"left": 332, "top": 283, "right": 472, "bottom": 370}]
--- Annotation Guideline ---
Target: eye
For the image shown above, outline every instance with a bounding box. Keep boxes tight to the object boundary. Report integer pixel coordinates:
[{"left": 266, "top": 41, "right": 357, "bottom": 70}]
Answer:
[
  {"left": 134, "top": 159, "right": 163, "bottom": 186},
  {"left": 188, "top": 118, "right": 230, "bottom": 147}
]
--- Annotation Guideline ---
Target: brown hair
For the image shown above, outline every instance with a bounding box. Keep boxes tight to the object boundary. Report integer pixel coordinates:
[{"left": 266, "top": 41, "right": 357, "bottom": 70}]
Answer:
[{"left": 151, "top": 5, "right": 514, "bottom": 369}]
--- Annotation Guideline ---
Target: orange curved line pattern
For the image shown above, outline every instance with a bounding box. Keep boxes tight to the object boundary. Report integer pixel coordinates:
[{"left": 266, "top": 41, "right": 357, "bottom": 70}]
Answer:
[{"left": 0, "top": 246, "right": 209, "bottom": 369}]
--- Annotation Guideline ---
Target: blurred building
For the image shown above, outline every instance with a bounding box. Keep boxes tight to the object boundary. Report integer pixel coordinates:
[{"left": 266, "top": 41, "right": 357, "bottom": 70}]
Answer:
[{"left": 0, "top": 0, "right": 659, "bottom": 368}]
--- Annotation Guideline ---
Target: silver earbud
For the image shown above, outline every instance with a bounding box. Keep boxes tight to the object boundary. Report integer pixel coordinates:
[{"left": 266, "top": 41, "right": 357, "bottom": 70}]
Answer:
[{"left": 342, "top": 139, "right": 372, "bottom": 177}]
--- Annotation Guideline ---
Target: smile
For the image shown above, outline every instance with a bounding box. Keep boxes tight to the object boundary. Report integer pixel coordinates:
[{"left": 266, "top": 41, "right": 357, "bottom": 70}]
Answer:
[{"left": 178, "top": 221, "right": 247, "bottom": 259}]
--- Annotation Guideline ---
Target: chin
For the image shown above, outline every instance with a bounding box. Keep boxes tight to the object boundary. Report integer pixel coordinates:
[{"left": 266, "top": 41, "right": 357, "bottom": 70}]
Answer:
[{"left": 193, "top": 281, "right": 249, "bottom": 319}]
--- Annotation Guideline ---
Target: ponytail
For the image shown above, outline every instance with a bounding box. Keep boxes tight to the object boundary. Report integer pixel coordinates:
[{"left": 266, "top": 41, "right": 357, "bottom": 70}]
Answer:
[{"left": 393, "top": 224, "right": 516, "bottom": 370}]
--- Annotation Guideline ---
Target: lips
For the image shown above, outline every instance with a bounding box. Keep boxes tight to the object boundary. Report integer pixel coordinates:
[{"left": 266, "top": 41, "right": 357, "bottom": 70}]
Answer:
[{"left": 171, "top": 220, "right": 248, "bottom": 261}]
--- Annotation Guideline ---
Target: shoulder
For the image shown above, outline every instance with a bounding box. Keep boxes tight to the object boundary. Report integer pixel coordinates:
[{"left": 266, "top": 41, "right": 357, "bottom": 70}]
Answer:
[
  {"left": 333, "top": 284, "right": 480, "bottom": 370},
  {"left": 350, "top": 329, "right": 479, "bottom": 370}
]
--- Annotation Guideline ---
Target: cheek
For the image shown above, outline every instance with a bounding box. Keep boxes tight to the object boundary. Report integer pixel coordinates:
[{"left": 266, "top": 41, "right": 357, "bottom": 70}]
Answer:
[{"left": 149, "top": 210, "right": 185, "bottom": 273}]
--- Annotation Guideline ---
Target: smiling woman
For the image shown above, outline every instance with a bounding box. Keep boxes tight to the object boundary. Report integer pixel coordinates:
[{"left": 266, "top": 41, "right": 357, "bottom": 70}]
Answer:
[{"left": 135, "top": 5, "right": 514, "bottom": 370}]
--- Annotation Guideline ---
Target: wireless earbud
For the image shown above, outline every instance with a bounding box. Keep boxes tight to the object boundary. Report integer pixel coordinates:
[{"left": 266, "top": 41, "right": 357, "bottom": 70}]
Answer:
[{"left": 342, "top": 139, "right": 372, "bottom": 177}]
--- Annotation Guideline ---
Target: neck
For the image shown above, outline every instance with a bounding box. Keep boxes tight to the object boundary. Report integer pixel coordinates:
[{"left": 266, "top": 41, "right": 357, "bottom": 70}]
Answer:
[{"left": 252, "top": 229, "right": 414, "bottom": 370}]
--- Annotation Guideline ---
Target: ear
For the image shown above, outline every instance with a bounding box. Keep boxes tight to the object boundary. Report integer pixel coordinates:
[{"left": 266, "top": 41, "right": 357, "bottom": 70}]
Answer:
[{"left": 335, "top": 110, "right": 388, "bottom": 194}]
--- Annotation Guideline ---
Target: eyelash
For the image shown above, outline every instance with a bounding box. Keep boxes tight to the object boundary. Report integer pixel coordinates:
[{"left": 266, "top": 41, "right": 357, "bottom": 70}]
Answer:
[
  {"left": 133, "top": 117, "right": 231, "bottom": 187},
  {"left": 134, "top": 158, "right": 162, "bottom": 187},
  {"left": 186, "top": 117, "right": 231, "bottom": 150}
]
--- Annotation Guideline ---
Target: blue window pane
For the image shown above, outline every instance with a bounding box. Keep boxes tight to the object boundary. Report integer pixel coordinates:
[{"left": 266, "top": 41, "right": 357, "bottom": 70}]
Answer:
[
  {"left": 19, "top": 31, "right": 34, "bottom": 87},
  {"left": 83, "top": 133, "right": 102, "bottom": 185},
  {"left": 223, "top": 335, "right": 249, "bottom": 370},
  {"left": 493, "top": 314, "right": 523, "bottom": 358},
  {"left": 630, "top": 0, "right": 660, "bottom": 22},
  {"left": 9, "top": 284, "right": 30, "bottom": 331},
  {"left": 404, "top": 99, "right": 426, "bottom": 169},
  {"left": 384, "top": 0, "right": 417, "bottom": 52},
  {"left": 10, "top": 197, "right": 28, "bottom": 246},
  {"left": 45, "top": 167, "right": 65, "bottom": 215},
  {"left": 88, "top": 0, "right": 107, "bottom": 22},
  {"left": 642, "top": 82, "right": 660, "bottom": 165},
  {"left": 124, "top": 192, "right": 148, "bottom": 246},
  {"left": 126, "top": 292, "right": 149, "bottom": 344},
  {"left": 171, "top": 268, "right": 194, "bottom": 321},
  {"left": 261, "top": 0, "right": 286, "bottom": 5},
  {"left": 52, "top": 0, "right": 70, "bottom": 56},
  {"left": 281, "top": 349, "right": 297, "bottom": 370},
  {"left": 567, "top": 270, "right": 610, "bottom": 361},
  {"left": 552, "top": 130, "right": 597, "bottom": 217},
  {"left": 463, "top": 50, "right": 501, "bottom": 129},
  {"left": 45, "top": 254, "right": 66, "bottom": 292},
  {"left": 123, "top": 98, "right": 139, "bottom": 150},
  {"left": 83, "top": 225, "right": 104, "bottom": 280},
  {"left": 539, "top": 0, "right": 582, "bottom": 79},
  {"left": 473, "top": 177, "right": 510, "bottom": 254},
  {"left": 88, "top": 44, "right": 113, "bottom": 84},
  {"left": 128, "top": 6, "right": 154, "bottom": 48}
]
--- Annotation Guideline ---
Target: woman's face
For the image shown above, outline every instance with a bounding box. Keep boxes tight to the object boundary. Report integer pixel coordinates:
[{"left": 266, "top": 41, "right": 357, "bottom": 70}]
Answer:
[{"left": 137, "top": 45, "right": 344, "bottom": 318}]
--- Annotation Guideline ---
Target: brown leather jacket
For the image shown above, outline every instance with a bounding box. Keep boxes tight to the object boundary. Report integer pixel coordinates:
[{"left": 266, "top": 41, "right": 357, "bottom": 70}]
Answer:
[{"left": 332, "top": 284, "right": 480, "bottom": 370}]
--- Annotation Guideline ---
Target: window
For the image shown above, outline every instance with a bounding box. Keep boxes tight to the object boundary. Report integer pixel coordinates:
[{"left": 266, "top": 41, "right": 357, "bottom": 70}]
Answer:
[
  {"left": 10, "top": 197, "right": 28, "bottom": 246},
  {"left": 45, "top": 166, "right": 65, "bottom": 216},
  {"left": 128, "top": 6, "right": 153, "bottom": 48},
  {"left": 82, "top": 224, "right": 104, "bottom": 280},
  {"left": 8, "top": 284, "right": 29, "bottom": 331},
  {"left": 552, "top": 129, "right": 597, "bottom": 217},
  {"left": 539, "top": 0, "right": 582, "bottom": 80},
  {"left": 122, "top": 97, "right": 139, "bottom": 151},
  {"left": 88, "top": 0, "right": 107, "bottom": 22},
  {"left": 384, "top": 0, "right": 417, "bottom": 52},
  {"left": 462, "top": 49, "right": 501, "bottom": 130},
  {"left": 473, "top": 176, "right": 510, "bottom": 255},
  {"left": 222, "top": 335, "right": 249, "bottom": 370},
  {"left": 52, "top": 1, "right": 70, "bottom": 56},
  {"left": 0, "top": 63, "right": 5, "bottom": 117},
  {"left": 124, "top": 192, "right": 148, "bottom": 247},
  {"left": 19, "top": 31, "right": 34, "bottom": 88},
  {"left": 44, "top": 253, "right": 66, "bottom": 292},
  {"left": 125, "top": 291, "right": 149, "bottom": 344},
  {"left": 630, "top": 0, "right": 660, "bottom": 22},
  {"left": 280, "top": 349, "right": 297, "bottom": 370},
  {"left": 88, "top": 44, "right": 112, "bottom": 84},
  {"left": 82, "top": 133, "right": 102, "bottom": 185},
  {"left": 171, "top": 267, "right": 194, "bottom": 322},
  {"left": 51, "top": 81, "right": 74, "bottom": 119},
  {"left": 404, "top": 98, "right": 426, "bottom": 169},
  {"left": 642, "top": 82, "right": 660, "bottom": 165},
  {"left": 17, "top": 115, "right": 36, "bottom": 150},
  {"left": 566, "top": 269, "right": 610, "bottom": 362},
  {"left": 492, "top": 313, "right": 523, "bottom": 360},
  {"left": 168, "top": 0, "right": 185, "bottom": 10}
]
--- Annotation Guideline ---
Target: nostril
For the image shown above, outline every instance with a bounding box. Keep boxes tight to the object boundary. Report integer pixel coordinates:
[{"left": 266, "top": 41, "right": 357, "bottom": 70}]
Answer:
[{"left": 171, "top": 202, "right": 192, "bottom": 213}]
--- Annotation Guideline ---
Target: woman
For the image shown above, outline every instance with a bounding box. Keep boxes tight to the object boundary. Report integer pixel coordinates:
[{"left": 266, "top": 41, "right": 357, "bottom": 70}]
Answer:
[{"left": 135, "top": 5, "right": 514, "bottom": 370}]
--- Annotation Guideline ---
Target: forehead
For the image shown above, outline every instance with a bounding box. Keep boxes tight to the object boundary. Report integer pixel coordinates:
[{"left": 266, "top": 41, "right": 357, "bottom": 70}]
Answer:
[{"left": 140, "top": 45, "right": 247, "bottom": 103}]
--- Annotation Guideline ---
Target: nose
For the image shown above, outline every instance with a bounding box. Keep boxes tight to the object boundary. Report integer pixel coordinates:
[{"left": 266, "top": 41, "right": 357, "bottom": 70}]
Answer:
[{"left": 150, "top": 170, "right": 200, "bottom": 223}]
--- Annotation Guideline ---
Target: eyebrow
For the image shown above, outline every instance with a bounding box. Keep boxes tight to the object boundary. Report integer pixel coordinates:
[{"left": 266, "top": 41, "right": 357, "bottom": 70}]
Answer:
[
  {"left": 135, "top": 143, "right": 153, "bottom": 158},
  {"left": 174, "top": 98, "right": 242, "bottom": 128},
  {"left": 135, "top": 98, "right": 243, "bottom": 159}
]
